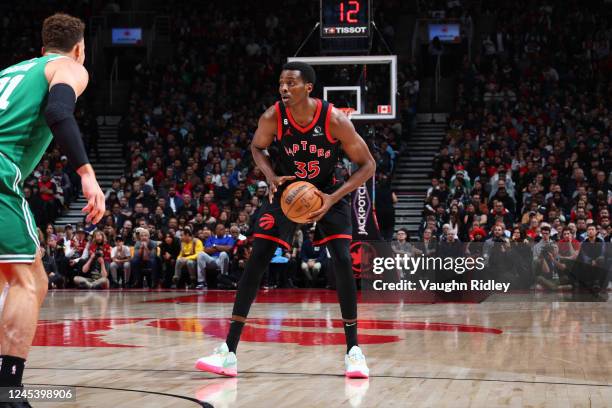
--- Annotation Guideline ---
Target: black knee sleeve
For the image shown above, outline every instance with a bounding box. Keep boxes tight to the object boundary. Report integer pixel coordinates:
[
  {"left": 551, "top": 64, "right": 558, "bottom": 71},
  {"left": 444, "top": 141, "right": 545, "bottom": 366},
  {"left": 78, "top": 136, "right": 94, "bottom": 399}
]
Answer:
[
  {"left": 231, "top": 238, "right": 278, "bottom": 318},
  {"left": 327, "top": 239, "right": 358, "bottom": 320}
]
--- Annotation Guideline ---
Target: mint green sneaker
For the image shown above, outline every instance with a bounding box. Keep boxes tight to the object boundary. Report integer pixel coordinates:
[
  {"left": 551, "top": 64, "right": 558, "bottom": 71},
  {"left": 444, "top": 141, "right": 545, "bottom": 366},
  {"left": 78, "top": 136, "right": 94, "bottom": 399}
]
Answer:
[
  {"left": 195, "top": 343, "right": 238, "bottom": 377},
  {"left": 345, "top": 346, "right": 369, "bottom": 378}
]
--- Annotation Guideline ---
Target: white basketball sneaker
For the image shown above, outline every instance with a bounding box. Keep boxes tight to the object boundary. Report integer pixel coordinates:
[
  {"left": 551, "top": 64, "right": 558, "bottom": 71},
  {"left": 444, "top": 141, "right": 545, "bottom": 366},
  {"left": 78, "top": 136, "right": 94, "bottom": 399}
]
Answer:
[
  {"left": 345, "top": 346, "right": 369, "bottom": 378},
  {"left": 195, "top": 343, "right": 238, "bottom": 377}
]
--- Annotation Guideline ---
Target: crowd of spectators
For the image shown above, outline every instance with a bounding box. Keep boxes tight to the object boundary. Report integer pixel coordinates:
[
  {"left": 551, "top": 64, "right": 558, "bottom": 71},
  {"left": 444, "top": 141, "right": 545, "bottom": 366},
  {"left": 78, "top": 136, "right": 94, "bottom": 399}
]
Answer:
[
  {"left": 38, "top": 220, "right": 360, "bottom": 290},
  {"left": 24, "top": 1, "right": 408, "bottom": 290},
  {"left": 411, "top": 1, "right": 611, "bottom": 293}
]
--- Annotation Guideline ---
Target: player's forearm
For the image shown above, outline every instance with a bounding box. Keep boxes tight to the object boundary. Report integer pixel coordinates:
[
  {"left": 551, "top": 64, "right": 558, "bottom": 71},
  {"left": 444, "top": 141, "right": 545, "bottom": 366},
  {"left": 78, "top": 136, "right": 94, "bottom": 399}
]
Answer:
[
  {"left": 251, "top": 146, "right": 277, "bottom": 180},
  {"left": 330, "top": 159, "right": 376, "bottom": 204}
]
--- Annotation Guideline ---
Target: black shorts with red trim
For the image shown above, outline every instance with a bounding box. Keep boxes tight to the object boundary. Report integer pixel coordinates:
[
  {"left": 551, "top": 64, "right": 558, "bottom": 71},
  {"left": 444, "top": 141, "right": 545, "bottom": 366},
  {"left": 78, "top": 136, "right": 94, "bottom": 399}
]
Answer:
[{"left": 252, "top": 194, "right": 352, "bottom": 249}]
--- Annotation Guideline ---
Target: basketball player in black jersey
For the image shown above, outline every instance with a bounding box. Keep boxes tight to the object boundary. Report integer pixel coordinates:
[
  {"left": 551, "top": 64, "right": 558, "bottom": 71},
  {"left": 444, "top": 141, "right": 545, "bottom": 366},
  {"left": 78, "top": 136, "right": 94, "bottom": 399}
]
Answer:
[{"left": 195, "top": 62, "right": 375, "bottom": 378}]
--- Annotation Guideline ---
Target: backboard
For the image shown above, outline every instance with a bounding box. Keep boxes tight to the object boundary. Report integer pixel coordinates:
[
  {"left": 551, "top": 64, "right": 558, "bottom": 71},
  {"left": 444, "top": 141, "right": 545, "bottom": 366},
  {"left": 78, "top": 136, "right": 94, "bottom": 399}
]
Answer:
[{"left": 286, "top": 55, "right": 397, "bottom": 120}]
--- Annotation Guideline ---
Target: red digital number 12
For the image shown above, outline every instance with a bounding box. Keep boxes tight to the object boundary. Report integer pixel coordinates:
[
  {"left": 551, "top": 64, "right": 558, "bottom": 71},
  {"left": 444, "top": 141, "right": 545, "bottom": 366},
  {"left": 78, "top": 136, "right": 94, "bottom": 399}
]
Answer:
[{"left": 339, "top": 0, "right": 360, "bottom": 24}]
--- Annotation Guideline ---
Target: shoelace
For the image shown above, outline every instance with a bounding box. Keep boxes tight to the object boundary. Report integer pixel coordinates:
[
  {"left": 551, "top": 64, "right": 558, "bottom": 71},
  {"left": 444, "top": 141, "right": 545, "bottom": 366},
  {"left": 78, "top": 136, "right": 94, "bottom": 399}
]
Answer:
[{"left": 348, "top": 353, "right": 365, "bottom": 364}]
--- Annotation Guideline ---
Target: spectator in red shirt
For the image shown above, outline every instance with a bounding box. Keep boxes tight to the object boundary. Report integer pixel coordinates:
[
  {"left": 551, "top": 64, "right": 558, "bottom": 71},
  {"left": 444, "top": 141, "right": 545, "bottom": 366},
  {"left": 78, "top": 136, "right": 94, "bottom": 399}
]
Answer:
[
  {"left": 525, "top": 217, "right": 540, "bottom": 240},
  {"left": 38, "top": 170, "right": 58, "bottom": 225},
  {"left": 85, "top": 230, "right": 112, "bottom": 264},
  {"left": 558, "top": 227, "right": 580, "bottom": 263},
  {"left": 201, "top": 193, "right": 220, "bottom": 218}
]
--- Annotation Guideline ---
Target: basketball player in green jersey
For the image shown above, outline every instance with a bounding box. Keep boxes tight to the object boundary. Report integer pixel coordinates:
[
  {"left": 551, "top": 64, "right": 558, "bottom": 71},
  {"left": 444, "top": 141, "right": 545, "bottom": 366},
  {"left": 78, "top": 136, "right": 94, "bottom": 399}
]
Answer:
[{"left": 0, "top": 13, "right": 105, "bottom": 404}]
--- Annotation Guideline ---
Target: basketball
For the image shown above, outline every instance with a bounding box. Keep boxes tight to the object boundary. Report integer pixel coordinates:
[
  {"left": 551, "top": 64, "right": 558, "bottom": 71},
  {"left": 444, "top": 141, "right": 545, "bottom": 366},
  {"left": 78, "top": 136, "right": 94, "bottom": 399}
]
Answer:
[{"left": 280, "top": 181, "right": 323, "bottom": 223}]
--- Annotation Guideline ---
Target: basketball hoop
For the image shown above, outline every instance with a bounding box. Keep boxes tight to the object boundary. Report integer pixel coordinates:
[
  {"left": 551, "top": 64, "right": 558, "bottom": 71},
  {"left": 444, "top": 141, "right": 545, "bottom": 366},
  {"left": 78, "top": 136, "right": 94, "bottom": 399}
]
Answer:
[{"left": 338, "top": 107, "right": 356, "bottom": 120}]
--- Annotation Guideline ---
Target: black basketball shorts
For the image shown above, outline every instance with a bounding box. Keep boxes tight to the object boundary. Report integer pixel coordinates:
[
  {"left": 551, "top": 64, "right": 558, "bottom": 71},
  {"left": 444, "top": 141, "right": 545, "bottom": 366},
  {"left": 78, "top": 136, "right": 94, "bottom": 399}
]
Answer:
[{"left": 252, "top": 193, "right": 352, "bottom": 249}]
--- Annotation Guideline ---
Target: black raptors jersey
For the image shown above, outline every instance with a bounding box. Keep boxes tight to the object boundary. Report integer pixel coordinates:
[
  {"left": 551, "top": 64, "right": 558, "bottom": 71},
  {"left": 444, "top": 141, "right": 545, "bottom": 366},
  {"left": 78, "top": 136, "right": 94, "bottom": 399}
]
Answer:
[{"left": 274, "top": 99, "right": 340, "bottom": 189}]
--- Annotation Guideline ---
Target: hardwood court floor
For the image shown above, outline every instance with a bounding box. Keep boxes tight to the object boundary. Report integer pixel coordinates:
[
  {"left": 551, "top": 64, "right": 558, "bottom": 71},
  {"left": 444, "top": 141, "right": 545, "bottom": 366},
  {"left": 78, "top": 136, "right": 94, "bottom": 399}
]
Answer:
[{"left": 19, "top": 289, "right": 612, "bottom": 407}]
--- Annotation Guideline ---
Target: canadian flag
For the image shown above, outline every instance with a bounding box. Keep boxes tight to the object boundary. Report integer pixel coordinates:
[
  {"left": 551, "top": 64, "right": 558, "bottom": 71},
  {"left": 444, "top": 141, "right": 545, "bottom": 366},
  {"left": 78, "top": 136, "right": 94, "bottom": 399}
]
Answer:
[{"left": 377, "top": 105, "right": 391, "bottom": 114}]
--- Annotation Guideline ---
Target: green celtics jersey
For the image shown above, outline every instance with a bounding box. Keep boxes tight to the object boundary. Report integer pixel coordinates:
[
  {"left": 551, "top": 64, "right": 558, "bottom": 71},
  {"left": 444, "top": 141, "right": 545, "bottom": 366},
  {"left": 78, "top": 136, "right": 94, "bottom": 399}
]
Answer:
[{"left": 0, "top": 54, "right": 66, "bottom": 178}]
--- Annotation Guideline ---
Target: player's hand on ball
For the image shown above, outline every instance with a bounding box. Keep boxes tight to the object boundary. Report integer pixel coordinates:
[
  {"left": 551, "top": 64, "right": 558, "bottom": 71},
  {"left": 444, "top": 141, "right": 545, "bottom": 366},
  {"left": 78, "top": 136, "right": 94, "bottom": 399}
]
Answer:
[
  {"left": 81, "top": 173, "right": 106, "bottom": 224},
  {"left": 306, "top": 190, "right": 333, "bottom": 222},
  {"left": 268, "top": 175, "right": 296, "bottom": 203}
]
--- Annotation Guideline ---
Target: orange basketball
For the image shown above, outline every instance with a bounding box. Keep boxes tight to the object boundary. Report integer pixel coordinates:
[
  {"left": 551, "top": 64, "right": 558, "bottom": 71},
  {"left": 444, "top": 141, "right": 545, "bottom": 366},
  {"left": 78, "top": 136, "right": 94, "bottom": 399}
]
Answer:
[{"left": 280, "top": 181, "right": 323, "bottom": 224}]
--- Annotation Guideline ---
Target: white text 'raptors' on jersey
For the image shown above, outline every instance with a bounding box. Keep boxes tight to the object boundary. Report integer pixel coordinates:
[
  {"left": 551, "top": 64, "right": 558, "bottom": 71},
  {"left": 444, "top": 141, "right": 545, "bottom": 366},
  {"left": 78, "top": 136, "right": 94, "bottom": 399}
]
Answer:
[{"left": 275, "top": 99, "right": 341, "bottom": 189}]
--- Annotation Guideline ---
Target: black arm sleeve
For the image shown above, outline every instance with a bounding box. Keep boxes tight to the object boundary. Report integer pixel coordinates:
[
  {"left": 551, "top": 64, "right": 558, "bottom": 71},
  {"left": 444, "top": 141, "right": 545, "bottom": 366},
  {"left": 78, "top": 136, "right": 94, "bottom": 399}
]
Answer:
[{"left": 44, "top": 83, "right": 90, "bottom": 170}]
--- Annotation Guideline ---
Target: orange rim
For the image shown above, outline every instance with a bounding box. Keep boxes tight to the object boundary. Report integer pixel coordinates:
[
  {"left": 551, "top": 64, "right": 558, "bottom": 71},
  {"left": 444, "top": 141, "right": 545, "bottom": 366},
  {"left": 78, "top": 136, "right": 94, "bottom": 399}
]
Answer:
[{"left": 337, "top": 107, "right": 356, "bottom": 117}]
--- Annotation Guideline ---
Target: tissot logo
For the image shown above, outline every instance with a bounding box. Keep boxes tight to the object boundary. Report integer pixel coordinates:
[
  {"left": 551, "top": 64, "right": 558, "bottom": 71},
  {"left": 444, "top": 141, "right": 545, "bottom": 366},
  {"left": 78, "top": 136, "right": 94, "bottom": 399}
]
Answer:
[
  {"left": 353, "top": 185, "right": 371, "bottom": 236},
  {"left": 324, "top": 26, "right": 368, "bottom": 35}
]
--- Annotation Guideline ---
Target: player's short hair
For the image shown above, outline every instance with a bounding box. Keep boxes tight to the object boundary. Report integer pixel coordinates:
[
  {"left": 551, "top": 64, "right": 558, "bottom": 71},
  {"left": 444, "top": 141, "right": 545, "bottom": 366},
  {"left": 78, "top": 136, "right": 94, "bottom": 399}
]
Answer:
[
  {"left": 42, "top": 13, "right": 85, "bottom": 52},
  {"left": 282, "top": 61, "right": 316, "bottom": 85}
]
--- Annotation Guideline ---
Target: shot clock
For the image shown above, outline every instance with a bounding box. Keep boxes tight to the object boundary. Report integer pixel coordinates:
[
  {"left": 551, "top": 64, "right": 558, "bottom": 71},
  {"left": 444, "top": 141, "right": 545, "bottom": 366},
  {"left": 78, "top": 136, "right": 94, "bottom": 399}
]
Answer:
[{"left": 320, "top": 0, "right": 371, "bottom": 38}]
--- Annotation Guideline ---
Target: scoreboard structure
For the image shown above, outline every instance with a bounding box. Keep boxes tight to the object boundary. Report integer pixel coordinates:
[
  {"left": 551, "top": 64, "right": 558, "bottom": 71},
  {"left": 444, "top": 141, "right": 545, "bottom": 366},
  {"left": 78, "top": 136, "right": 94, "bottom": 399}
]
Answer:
[{"left": 320, "top": 0, "right": 371, "bottom": 39}]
